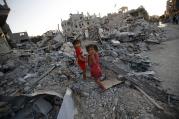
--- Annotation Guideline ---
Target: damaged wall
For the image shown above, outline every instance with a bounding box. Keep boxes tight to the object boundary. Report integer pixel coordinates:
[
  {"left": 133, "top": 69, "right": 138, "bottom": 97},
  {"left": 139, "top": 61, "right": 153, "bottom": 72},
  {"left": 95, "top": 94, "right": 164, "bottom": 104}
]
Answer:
[{"left": 0, "top": 0, "right": 11, "bottom": 55}]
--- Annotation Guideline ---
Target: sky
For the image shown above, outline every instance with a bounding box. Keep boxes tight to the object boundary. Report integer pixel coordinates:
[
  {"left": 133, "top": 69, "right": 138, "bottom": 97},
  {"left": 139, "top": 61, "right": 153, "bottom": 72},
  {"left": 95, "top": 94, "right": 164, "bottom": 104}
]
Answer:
[{"left": 2, "top": 0, "right": 167, "bottom": 36}]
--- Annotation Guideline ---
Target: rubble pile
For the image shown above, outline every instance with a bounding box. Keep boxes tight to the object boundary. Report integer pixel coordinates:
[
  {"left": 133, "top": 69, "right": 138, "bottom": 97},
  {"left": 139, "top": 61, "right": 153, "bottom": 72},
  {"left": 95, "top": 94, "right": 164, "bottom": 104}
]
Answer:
[
  {"left": 101, "top": 12, "right": 167, "bottom": 44},
  {"left": 0, "top": 49, "right": 77, "bottom": 118},
  {"left": 1, "top": 3, "right": 179, "bottom": 119},
  {"left": 29, "top": 31, "right": 65, "bottom": 52},
  {"left": 72, "top": 81, "right": 156, "bottom": 119}
]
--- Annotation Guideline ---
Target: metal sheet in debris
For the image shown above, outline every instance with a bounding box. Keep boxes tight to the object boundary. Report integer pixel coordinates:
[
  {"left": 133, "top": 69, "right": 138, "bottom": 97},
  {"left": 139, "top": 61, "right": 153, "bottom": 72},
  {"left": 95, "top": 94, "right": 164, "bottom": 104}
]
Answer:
[
  {"left": 57, "top": 88, "right": 75, "bottom": 119},
  {"left": 101, "top": 79, "right": 123, "bottom": 89}
]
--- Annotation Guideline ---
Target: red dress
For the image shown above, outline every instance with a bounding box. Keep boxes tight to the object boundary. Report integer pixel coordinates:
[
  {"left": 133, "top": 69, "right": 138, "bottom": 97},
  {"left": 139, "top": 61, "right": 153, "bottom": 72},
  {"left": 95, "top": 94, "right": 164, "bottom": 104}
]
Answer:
[
  {"left": 75, "top": 47, "right": 86, "bottom": 71},
  {"left": 90, "top": 53, "right": 102, "bottom": 79}
]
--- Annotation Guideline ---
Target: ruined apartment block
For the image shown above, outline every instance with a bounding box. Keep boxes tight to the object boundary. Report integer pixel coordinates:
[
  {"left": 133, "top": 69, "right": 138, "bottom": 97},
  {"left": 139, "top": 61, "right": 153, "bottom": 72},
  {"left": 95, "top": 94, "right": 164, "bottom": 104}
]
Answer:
[{"left": 61, "top": 13, "right": 101, "bottom": 39}]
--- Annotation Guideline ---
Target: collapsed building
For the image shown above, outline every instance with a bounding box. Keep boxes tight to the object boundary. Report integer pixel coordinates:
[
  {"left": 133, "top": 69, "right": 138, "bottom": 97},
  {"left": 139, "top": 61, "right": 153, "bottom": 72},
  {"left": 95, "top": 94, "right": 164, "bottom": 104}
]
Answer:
[
  {"left": 61, "top": 13, "right": 101, "bottom": 40},
  {"left": 165, "top": 0, "right": 179, "bottom": 16},
  {"left": 61, "top": 6, "right": 162, "bottom": 44},
  {"left": 161, "top": 0, "right": 179, "bottom": 22},
  {"left": 11, "top": 32, "right": 30, "bottom": 49},
  {"left": 0, "top": 2, "right": 179, "bottom": 119}
]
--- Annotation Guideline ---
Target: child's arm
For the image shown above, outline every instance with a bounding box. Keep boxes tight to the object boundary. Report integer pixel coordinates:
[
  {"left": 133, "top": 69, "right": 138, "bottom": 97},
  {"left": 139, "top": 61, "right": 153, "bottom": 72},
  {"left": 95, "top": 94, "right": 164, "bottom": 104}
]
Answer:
[
  {"left": 87, "top": 55, "right": 89, "bottom": 65},
  {"left": 78, "top": 54, "right": 86, "bottom": 62},
  {"left": 91, "top": 54, "right": 97, "bottom": 64},
  {"left": 88, "top": 55, "right": 92, "bottom": 65}
]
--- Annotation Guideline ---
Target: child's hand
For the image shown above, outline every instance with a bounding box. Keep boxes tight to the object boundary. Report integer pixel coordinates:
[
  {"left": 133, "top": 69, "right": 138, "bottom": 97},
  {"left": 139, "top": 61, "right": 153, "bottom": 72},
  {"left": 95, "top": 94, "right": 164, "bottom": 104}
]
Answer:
[{"left": 75, "top": 59, "right": 78, "bottom": 65}]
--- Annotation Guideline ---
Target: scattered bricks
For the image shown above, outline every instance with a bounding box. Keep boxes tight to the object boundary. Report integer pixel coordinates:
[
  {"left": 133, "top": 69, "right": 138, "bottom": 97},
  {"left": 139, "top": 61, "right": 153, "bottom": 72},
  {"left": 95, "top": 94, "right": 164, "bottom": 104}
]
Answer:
[
  {"left": 59, "top": 74, "right": 68, "bottom": 81},
  {"left": 5, "top": 60, "right": 16, "bottom": 70},
  {"left": 0, "top": 71, "right": 4, "bottom": 78},
  {"left": 5, "top": 88, "right": 16, "bottom": 95},
  {"left": 0, "top": 88, "right": 5, "bottom": 95},
  {"left": 111, "top": 40, "right": 120, "bottom": 46},
  {"left": 7, "top": 81, "right": 13, "bottom": 86},
  {"left": 0, "top": 65, "right": 3, "bottom": 71},
  {"left": 110, "top": 51, "right": 118, "bottom": 58},
  {"left": 0, "top": 79, "right": 8, "bottom": 86}
]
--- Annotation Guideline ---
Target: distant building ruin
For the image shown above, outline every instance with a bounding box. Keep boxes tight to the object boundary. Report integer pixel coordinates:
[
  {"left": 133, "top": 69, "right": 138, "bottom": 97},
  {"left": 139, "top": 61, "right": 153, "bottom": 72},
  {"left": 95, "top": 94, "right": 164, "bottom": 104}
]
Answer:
[
  {"left": 61, "top": 7, "right": 151, "bottom": 41},
  {"left": 128, "top": 6, "right": 149, "bottom": 20},
  {"left": 165, "top": 0, "right": 179, "bottom": 17},
  {"left": 118, "top": 6, "right": 128, "bottom": 13},
  {"left": 12, "top": 32, "right": 29, "bottom": 43},
  {"left": 61, "top": 13, "right": 101, "bottom": 40}
]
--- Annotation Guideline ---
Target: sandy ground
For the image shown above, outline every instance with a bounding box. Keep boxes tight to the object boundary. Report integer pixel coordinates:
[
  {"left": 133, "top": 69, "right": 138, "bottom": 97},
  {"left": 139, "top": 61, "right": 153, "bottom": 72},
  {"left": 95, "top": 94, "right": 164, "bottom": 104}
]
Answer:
[{"left": 146, "top": 24, "right": 179, "bottom": 96}]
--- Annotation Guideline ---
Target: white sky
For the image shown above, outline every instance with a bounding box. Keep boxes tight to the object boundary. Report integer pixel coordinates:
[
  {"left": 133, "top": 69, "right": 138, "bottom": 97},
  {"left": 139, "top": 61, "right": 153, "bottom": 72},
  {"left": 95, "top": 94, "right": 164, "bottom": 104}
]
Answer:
[{"left": 5, "top": 0, "right": 167, "bottom": 36}]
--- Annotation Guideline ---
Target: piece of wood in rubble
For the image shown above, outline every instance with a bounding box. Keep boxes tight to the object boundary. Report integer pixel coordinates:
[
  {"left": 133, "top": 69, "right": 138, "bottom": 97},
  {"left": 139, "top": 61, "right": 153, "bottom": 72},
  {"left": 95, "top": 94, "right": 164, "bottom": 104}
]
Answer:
[
  {"left": 126, "top": 76, "right": 168, "bottom": 103},
  {"left": 134, "top": 85, "right": 164, "bottom": 110},
  {"left": 102, "top": 60, "right": 169, "bottom": 103},
  {"left": 26, "top": 66, "right": 56, "bottom": 93},
  {"left": 100, "top": 79, "right": 123, "bottom": 89}
]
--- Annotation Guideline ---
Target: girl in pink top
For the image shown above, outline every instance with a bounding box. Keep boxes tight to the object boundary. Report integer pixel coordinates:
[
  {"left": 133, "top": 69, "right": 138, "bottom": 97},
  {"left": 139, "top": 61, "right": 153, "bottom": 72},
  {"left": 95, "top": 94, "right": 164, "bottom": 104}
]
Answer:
[{"left": 86, "top": 44, "right": 105, "bottom": 90}]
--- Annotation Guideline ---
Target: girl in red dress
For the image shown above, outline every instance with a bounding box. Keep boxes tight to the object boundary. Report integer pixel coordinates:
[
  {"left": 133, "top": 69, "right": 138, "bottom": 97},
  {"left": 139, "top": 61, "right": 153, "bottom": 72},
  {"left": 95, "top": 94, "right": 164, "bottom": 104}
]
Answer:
[
  {"left": 73, "top": 40, "right": 86, "bottom": 80},
  {"left": 86, "top": 44, "right": 105, "bottom": 90}
]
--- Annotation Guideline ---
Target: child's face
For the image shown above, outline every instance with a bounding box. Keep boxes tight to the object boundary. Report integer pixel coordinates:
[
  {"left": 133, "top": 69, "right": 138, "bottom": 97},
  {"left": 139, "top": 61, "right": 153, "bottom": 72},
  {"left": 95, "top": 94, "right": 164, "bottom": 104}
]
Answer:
[
  {"left": 88, "top": 47, "right": 96, "bottom": 55},
  {"left": 75, "top": 43, "right": 81, "bottom": 48}
]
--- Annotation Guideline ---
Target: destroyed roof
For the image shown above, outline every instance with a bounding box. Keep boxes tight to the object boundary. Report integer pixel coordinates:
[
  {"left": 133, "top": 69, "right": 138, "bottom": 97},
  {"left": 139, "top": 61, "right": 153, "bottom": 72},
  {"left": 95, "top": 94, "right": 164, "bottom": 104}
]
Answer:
[{"left": 12, "top": 32, "right": 29, "bottom": 42}]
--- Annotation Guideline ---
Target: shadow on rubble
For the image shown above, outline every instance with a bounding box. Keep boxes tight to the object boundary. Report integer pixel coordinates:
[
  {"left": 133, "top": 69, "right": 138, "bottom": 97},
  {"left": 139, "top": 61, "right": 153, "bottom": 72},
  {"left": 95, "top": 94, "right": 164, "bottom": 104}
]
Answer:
[{"left": 0, "top": 93, "right": 63, "bottom": 119}]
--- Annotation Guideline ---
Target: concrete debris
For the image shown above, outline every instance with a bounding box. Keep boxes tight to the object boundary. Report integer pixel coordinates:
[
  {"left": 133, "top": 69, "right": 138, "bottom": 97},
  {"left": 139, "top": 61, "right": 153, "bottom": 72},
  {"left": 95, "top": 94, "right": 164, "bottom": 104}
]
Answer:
[
  {"left": 120, "top": 54, "right": 151, "bottom": 72},
  {"left": 110, "top": 31, "right": 135, "bottom": 42},
  {"left": 0, "top": 93, "right": 63, "bottom": 119},
  {"left": 111, "top": 39, "right": 120, "bottom": 46},
  {"left": 33, "top": 98, "right": 53, "bottom": 117},
  {"left": 0, "top": 71, "right": 4, "bottom": 78},
  {"left": 60, "top": 42, "right": 74, "bottom": 56},
  {"left": 0, "top": 2, "right": 179, "bottom": 119},
  {"left": 22, "top": 73, "right": 37, "bottom": 80},
  {"left": 127, "top": 71, "right": 155, "bottom": 76}
]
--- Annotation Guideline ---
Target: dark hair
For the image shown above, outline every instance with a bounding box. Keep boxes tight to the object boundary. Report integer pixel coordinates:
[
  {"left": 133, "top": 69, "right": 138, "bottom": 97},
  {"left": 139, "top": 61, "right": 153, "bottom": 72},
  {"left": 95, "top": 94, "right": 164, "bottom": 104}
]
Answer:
[
  {"left": 86, "top": 44, "right": 98, "bottom": 52},
  {"left": 93, "top": 44, "right": 98, "bottom": 52},
  {"left": 72, "top": 39, "right": 81, "bottom": 46}
]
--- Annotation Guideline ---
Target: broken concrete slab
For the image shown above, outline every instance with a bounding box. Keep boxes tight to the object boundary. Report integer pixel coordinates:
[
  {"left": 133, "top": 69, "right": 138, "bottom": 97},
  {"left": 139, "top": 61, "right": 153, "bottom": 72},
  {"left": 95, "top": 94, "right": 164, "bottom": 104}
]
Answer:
[
  {"left": 33, "top": 98, "right": 53, "bottom": 117},
  {"left": 111, "top": 39, "right": 120, "bottom": 46},
  {"left": 53, "top": 32, "right": 65, "bottom": 43},
  {"left": 112, "top": 32, "right": 135, "bottom": 42},
  {"left": 127, "top": 71, "right": 155, "bottom": 76}
]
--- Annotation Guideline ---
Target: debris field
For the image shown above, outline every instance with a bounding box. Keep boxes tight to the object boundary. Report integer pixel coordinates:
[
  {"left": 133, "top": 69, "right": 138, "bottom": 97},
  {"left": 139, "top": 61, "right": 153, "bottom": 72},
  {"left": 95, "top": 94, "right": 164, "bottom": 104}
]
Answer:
[{"left": 0, "top": 3, "right": 179, "bottom": 119}]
